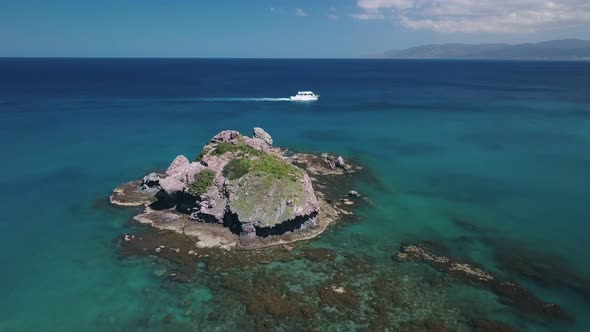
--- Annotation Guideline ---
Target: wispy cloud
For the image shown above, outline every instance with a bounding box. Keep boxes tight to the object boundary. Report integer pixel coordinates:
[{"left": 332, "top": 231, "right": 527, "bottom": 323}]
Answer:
[
  {"left": 352, "top": 0, "right": 590, "bottom": 33},
  {"left": 349, "top": 12, "right": 385, "bottom": 20},
  {"left": 328, "top": 6, "right": 339, "bottom": 20},
  {"left": 295, "top": 8, "right": 308, "bottom": 17}
]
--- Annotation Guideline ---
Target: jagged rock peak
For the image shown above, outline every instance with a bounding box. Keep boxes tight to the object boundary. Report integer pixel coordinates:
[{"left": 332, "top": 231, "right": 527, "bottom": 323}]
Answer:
[{"left": 253, "top": 127, "right": 273, "bottom": 146}]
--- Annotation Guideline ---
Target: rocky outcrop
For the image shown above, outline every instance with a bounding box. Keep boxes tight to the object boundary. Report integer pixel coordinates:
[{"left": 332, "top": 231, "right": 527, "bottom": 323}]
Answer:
[
  {"left": 288, "top": 153, "right": 362, "bottom": 176},
  {"left": 324, "top": 154, "right": 348, "bottom": 171},
  {"left": 159, "top": 155, "right": 205, "bottom": 194},
  {"left": 110, "top": 128, "right": 356, "bottom": 250},
  {"left": 253, "top": 127, "right": 273, "bottom": 146},
  {"left": 165, "top": 155, "right": 189, "bottom": 176}
]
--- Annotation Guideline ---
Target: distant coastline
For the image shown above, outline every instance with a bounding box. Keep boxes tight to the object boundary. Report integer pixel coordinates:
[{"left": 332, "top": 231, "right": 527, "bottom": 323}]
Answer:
[
  {"left": 367, "top": 38, "right": 590, "bottom": 60},
  {"left": 1, "top": 56, "right": 589, "bottom": 61}
]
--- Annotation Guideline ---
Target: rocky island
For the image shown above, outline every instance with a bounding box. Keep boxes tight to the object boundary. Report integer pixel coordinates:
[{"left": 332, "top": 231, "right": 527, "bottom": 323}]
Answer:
[
  {"left": 110, "top": 128, "right": 361, "bottom": 250},
  {"left": 107, "top": 129, "right": 571, "bottom": 331}
]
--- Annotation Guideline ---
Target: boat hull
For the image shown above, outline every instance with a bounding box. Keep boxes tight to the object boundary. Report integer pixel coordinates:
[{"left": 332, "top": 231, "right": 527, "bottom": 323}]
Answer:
[{"left": 290, "top": 95, "right": 319, "bottom": 101}]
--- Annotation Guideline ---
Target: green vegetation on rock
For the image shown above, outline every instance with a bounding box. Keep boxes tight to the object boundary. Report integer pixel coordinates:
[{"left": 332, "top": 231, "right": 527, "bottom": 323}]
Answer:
[
  {"left": 212, "top": 139, "right": 302, "bottom": 181},
  {"left": 194, "top": 148, "right": 209, "bottom": 162},
  {"left": 250, "top": 153, "right": 301, "bottom": 181},
  {"left": 189, "top": 169, "right": 215, "bottom": 195},
  {"left": 222, "top": 154, "right": 301, "bottom": 181},
  {"left": 212, "top": 140, "right": 251, "bottom": 156},
  {"left": 223, "top": 158, "right": 252, "bottom": 180}
]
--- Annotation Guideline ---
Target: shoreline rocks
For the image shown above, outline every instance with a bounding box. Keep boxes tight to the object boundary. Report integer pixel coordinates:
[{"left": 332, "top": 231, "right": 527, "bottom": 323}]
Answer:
[
  {"left": 110, "top": 128, "right": 361, "bottom": 250},
  {"left": 110, "top": 180, "right": 159, "bottom": 206}
]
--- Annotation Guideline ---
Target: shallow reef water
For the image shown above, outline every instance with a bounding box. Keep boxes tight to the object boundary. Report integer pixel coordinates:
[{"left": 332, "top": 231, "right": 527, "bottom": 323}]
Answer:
[{"left": 1, "top": 59, "right": 590, "bottom": 331}]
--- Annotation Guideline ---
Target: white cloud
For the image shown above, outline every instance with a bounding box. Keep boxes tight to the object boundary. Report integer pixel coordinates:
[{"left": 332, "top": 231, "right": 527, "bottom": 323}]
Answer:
[
  {"left": 295, "top": 8, "right": 308, "bottom": 17},
  {"left": 352, "top": 0, "right": 590, "bottom": 32}
]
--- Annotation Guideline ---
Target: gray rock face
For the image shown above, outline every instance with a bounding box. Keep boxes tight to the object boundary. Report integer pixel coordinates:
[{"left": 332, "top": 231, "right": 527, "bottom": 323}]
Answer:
[{"left": 253, "top": 127, "right": 273, "bottom": 146}]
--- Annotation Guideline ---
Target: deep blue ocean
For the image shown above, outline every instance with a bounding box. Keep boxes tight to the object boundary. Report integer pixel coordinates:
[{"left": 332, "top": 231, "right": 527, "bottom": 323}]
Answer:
[{"left": 1, "top": 59, "right": 589, "bottom": 331}]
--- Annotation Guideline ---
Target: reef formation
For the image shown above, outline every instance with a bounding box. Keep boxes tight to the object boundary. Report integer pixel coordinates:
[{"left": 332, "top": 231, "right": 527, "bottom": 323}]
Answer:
[
  {"left": 396, "top": 244, "right": 573, "bottom": 323},
  {"left": 108, "top": 129, "right": 577, "bottom": 331}
]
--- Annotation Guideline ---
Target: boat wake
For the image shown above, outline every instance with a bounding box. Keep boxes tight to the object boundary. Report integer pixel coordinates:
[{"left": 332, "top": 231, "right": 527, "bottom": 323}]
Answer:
[{"left": 190, "top": 97, "right": 292, "bottom": 102}]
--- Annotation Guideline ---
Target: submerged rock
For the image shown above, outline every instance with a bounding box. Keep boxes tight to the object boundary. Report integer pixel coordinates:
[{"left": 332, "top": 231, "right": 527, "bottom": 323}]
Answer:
[
  {"left": 348, "top": 190, "right": 361, "bottom": 198},
  {"left": 111, "top": 128, "right": 358, "bottom": 250},
  {"left": 469, "top": 319, "right": 519, "bottom": 332},
  {"left": 396, "top": 244, "right": 573, "bottom": 323},
  {"left": 489, "top": 238, "right": 590, "bottom": 302},
  {"left": 152, "top": 265, "right": 168, "bottom": 277}
]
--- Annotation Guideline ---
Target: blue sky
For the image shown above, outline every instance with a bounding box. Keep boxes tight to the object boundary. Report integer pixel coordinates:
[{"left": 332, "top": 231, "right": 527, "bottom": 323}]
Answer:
[{"left": 1, "top": 0, "right": 589, "bottom": 57}]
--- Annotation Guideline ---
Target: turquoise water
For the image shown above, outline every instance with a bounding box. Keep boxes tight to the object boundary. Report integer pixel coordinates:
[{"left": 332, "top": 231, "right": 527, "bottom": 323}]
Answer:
[{"left": 1, "top": 59, "right": 589, "bottom": 331}]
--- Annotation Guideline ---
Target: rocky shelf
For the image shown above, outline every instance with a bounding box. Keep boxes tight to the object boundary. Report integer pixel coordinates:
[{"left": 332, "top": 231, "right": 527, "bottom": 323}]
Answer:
[
  {"left": 396, "top": 244, "right": 574, "bottom": 323},
  {"left": 110, "top": 128, "right": 363, "bottom": 250}
]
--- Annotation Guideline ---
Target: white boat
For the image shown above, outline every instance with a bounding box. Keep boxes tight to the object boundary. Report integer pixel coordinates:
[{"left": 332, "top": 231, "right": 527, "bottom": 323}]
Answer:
[{"left": 290, "top": 91, "right": 319, "bottom": 101}]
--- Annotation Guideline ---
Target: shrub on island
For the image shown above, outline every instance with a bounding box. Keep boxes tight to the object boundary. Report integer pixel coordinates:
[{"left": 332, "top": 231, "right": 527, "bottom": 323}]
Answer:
[{"left": 189, "top": 169, "right": 215, "bottom": 195}]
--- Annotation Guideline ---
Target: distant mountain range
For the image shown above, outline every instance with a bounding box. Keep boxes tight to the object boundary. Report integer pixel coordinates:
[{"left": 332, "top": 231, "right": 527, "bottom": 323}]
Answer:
[{"left": 371, "top": 39, "right": 590, "bottom": 60}]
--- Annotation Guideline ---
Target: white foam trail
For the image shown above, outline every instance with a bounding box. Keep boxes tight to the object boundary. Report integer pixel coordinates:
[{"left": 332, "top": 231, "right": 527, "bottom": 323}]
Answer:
[{"left": 190, "top": 97, "right": 292, "bottom": 102}]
